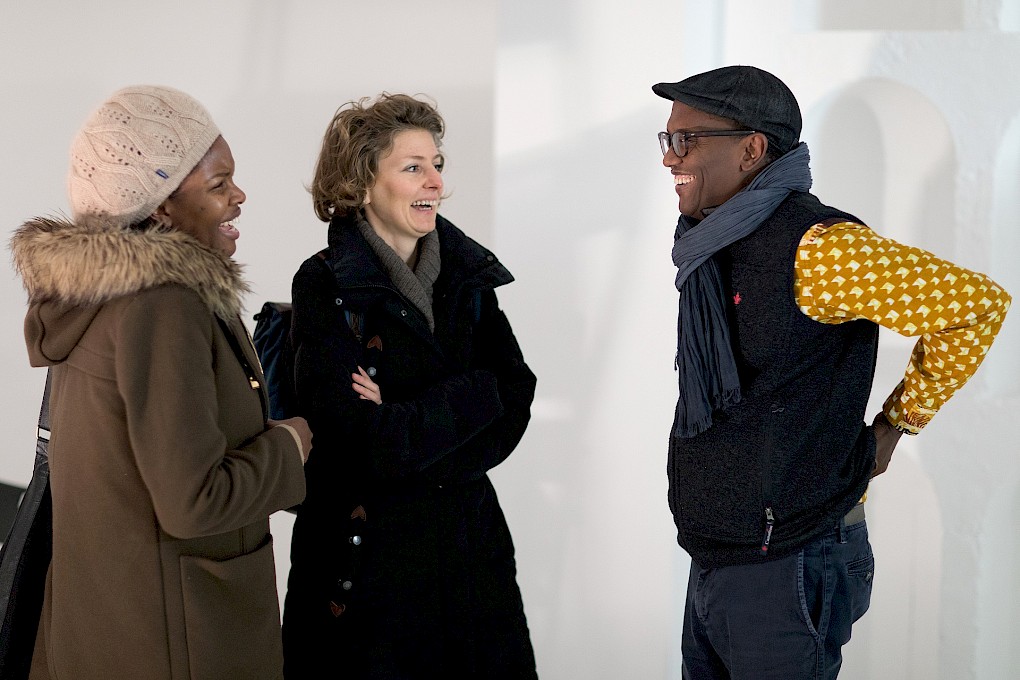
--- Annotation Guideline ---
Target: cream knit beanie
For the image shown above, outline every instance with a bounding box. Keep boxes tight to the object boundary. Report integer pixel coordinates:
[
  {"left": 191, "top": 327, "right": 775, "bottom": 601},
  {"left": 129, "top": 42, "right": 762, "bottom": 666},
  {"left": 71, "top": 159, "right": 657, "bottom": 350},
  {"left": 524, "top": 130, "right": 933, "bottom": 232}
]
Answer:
[{"left": 68, "top": 85, "right": 221, "bottom": 226}]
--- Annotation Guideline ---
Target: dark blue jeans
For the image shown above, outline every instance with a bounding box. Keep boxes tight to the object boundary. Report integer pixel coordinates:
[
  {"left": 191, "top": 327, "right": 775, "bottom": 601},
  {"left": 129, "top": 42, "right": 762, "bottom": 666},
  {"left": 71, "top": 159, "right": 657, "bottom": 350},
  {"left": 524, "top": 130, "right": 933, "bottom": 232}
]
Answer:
[{"left": 682, "top": 518, "right": 874, "bottom": 680}]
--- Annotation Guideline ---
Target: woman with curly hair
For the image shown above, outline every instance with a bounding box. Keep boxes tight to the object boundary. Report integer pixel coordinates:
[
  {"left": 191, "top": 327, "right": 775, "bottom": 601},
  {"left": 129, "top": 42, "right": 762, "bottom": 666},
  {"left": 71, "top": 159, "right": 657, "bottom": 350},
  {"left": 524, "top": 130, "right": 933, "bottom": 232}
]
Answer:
[{"left": 282, "top": 93, "right": 538, "bottom": 679}]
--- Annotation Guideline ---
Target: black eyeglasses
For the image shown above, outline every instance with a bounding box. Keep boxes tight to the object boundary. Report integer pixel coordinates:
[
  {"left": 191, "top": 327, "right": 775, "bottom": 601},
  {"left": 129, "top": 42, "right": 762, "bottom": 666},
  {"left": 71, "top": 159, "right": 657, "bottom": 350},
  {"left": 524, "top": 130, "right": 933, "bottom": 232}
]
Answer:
[{"left": 658, "top": 129, "right": 757, "bottom": 158}]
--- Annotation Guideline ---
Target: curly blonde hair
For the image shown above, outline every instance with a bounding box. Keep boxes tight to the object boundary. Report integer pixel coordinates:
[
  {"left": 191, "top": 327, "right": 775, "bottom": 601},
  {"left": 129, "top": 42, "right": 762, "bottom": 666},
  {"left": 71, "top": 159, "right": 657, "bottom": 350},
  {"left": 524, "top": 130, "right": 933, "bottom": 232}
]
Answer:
[{"left": 311, "top": 93, "right": 445, "bottom": 222}]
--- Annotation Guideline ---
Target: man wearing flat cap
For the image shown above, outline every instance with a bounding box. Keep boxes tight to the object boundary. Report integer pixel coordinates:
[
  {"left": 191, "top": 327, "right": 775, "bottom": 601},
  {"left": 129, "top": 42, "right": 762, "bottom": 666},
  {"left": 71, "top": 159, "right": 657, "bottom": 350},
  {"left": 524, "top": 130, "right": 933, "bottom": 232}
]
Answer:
[{"left": 654, "top": 65, "right": 1010, "bottom": 679}]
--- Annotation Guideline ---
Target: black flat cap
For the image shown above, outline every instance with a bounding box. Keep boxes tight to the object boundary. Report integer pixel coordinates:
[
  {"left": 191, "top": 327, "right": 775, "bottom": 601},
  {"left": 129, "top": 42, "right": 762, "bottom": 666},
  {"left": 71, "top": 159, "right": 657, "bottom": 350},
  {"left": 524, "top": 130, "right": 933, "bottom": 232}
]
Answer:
[{"left": 653, "top": 65, "right": 802, "bottom": 155}]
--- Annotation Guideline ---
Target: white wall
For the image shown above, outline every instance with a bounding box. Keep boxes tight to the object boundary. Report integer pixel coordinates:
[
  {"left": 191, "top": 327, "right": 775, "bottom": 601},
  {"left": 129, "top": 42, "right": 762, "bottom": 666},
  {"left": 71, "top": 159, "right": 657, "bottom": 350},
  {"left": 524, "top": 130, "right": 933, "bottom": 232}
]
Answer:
[{"left": 2, "top": 1, "right": 1017, "bottom": 679}]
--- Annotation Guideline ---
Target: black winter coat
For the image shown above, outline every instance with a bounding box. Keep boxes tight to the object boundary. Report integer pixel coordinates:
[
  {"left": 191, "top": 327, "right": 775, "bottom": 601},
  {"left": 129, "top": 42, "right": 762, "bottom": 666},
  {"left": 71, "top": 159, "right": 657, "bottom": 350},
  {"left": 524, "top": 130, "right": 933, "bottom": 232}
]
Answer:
[{"left": 282, "top": 214, "right": 538, "bottom": 679}]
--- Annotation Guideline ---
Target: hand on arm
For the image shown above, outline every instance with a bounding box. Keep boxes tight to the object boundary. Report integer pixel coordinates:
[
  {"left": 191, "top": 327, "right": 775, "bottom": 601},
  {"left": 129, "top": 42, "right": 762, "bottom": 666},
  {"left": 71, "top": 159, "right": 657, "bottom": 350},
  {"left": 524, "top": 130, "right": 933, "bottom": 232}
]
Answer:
[
  {"left": 419, "top": 292, "right": 537, "bottom": 483},
  {"left": 352, "top": 367, "right": 382, "bottom": 405},
  {"left": 293, "top": 319, "right": 502, "bottom": 477},
  {"left": 268, "top": 417, "right": 313, "bottom": 463}
]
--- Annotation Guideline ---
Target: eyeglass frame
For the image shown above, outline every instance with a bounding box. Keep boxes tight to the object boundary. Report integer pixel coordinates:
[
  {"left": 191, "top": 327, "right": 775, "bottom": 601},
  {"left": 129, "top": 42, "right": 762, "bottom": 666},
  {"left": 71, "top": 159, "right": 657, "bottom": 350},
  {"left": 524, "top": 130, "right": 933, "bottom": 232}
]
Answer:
[{"left": 657, "top": 129, "right": 757, "bottom": 158}]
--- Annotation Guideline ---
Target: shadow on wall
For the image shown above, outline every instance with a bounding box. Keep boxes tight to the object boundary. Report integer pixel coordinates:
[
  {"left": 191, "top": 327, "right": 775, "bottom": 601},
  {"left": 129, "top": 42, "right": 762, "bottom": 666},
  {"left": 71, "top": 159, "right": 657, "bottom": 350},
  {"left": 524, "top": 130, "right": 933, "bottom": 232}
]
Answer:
[
  {"left": 974, "top": 64, "right": 1020, "bottom": 680},
  {"left": 795, "top": 0, "right": 964, "bottom": 30},
  {"left": 1004, "top": 1, "right": 1020, "bottom": 31},
  {"left": 985, "top": 111, "right": 1020, "bottom": 398},
  {"left": 806, "top": 78, "right": 955, "bottom": 253},
  {"left": 976, "top": 471, "right": 1020, "bottom": 679},
  {"left": 805, "top": 79, "right": 955, "bottom": 680},
  {"left": 491, "top": 105, "right": 681, "bottom": 680},
  {"left": 841, "top": 443, "right": 942, "bottom": 680}
]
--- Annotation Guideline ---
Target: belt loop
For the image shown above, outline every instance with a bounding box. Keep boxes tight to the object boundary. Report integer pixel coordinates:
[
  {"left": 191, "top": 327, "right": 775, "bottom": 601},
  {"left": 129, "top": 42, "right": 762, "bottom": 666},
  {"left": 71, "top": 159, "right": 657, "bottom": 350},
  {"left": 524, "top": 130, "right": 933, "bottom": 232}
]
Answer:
[{"left": 837, "top": 515, "right": 847, "bottom": 544}]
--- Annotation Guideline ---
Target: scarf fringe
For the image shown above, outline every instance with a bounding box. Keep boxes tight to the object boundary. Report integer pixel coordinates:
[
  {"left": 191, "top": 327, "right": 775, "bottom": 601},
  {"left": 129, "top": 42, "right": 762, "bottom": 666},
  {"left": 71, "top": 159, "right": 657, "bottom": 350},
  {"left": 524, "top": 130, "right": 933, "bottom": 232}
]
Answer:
[{"left": 674, "top": 386, "right": 742, "bottom": 439}]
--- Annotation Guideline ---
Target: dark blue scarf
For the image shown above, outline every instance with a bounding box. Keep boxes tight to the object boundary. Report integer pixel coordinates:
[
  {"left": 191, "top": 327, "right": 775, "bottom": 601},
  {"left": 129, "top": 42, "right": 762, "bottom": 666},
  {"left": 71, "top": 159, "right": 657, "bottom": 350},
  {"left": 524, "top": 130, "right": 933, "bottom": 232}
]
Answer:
[{"left": 671, "top": 142, "right": 812, "bottom": 438}]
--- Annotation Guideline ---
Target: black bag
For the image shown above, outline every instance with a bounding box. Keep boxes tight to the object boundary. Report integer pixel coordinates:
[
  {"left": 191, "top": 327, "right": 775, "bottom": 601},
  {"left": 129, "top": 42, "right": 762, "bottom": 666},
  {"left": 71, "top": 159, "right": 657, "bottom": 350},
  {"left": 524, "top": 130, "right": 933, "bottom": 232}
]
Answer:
[
  {"left": 252, "top": 251, "right": 365, "bottom": 422},
  {"left": 252, "top": 302, "right": 297, "bottom": 420},
  {"left": 252, "top": 299, "right": 367, "bottom": 422},
  {"left": 0, "top": 370, "right": 53, "bottom": 679}
]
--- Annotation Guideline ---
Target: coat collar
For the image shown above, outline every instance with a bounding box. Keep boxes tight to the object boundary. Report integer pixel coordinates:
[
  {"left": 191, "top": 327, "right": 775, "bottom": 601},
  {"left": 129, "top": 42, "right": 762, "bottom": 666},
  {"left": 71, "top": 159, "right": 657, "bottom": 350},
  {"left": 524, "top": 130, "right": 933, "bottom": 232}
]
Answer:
[
  {"left": 10, "top": 216, "right": 249, "bottom": 320},
  {"left": 325, "top": 212, "right": 513, "bottom": 293}
]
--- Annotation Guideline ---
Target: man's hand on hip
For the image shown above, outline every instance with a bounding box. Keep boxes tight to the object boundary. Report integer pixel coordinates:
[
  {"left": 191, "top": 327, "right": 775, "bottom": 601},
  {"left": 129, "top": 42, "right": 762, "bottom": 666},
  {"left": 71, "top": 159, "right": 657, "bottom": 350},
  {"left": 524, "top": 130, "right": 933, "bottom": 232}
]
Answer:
[{"left": 871, "top": 411, "right": 903, "bottom": 477}]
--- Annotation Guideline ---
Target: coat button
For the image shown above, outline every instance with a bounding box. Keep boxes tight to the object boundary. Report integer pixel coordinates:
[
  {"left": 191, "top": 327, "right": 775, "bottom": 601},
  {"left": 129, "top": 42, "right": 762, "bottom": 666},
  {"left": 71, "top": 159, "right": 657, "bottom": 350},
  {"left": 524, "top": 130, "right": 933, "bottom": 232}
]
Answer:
[
  {"left": 350, "top": 535, "right": 362, "bottom": 546},
  {"left": 335, "top": 298, "right": 342, "bottom": 306},
  {"left": 341, "top": 580, "right": 353, "bottom": 591},
  {"left": 400, "top": 309, "right": 408, "bottom": 317},
  {"left": 366, "top": 367, "right": 377, "bottom": 377},
  {"left": 486, "top": 255, "right": 494, "bottom": 262}
]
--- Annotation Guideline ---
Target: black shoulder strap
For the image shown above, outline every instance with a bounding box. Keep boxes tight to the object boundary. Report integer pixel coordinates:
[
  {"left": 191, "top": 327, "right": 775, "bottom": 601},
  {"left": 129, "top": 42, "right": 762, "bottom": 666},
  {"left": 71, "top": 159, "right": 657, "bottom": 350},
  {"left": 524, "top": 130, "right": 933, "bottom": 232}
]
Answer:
[
  {"left": 314, "top": 249, "right": 365, "bottom": 341},
  {"left": 37, "top": 370, "right": 51, "bottom": 453},
  {"left": 216, "top": 317, "right": 269, "bottom": 422}
]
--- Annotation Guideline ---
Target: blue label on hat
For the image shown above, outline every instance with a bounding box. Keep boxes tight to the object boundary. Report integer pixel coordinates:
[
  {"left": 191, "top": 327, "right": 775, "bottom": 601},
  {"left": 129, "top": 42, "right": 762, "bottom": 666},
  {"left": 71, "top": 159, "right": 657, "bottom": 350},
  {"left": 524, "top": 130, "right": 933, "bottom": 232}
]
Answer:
[{"left": 155, "top": 169, "right": 169, "bottom": 179}]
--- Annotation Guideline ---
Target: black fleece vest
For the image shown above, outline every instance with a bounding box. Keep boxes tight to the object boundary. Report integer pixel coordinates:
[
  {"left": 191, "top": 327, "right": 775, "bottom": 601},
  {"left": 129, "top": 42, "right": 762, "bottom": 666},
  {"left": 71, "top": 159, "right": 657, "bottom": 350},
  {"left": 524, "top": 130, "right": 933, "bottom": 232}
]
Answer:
[{"left": 668, "top": 192, "right": 879, "bottom": 568}]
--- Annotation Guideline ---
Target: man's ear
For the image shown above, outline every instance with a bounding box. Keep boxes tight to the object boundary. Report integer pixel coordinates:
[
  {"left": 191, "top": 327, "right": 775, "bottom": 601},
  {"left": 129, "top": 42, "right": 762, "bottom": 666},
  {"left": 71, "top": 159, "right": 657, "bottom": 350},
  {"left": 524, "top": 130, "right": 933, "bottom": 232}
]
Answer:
[{"left": 740, "top": 133, "right": 770, "bottom": 171}]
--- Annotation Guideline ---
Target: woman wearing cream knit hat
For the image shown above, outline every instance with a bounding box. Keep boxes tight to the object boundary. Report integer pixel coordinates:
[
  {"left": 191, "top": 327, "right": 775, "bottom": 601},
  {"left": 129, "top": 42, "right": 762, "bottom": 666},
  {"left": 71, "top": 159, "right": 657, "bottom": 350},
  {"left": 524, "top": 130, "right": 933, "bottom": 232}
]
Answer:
[{"left": 9, "top": 85, "right": 311, "bottom": 679}]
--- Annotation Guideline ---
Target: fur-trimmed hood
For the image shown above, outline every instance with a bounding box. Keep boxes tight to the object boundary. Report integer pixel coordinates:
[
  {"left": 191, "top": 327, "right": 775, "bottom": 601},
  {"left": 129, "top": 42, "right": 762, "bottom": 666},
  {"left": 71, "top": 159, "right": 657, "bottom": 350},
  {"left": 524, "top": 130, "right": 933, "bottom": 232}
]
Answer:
[
  {"left": 11, "top": 216, "right": 249, "bottom": 318},
  {"left": 10, "top": 216, "right": 250, "bottom": 364}
]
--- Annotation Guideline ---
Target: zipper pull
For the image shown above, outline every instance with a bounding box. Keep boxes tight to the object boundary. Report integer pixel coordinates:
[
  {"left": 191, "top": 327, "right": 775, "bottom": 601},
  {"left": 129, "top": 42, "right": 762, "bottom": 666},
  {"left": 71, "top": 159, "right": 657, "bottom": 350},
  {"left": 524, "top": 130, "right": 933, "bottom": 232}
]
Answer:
[{"left": 761, "top": 506, "right": 775, "bottom": 554}]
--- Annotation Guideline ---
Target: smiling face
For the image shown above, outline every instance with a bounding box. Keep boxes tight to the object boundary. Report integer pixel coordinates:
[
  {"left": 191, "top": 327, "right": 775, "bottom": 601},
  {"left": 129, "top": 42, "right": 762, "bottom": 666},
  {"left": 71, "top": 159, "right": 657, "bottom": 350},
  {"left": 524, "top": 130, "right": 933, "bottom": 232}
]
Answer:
[
  {"left": 155, "top": 136, "right": 246, "bottom": 256},
  {"left": 662, "top": 101, "right": 764, "bottom": 219},
  {"left": 363, "top": 128, "right": 444, "bottom": 262}
]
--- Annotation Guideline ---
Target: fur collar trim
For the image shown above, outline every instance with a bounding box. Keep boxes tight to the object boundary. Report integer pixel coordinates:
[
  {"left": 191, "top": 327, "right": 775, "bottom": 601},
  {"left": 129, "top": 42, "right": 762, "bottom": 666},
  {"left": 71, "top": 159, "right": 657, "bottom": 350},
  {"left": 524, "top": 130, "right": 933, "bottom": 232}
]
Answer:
[{"left": 10, "top": 216, "right": 249, "bottom": 319}]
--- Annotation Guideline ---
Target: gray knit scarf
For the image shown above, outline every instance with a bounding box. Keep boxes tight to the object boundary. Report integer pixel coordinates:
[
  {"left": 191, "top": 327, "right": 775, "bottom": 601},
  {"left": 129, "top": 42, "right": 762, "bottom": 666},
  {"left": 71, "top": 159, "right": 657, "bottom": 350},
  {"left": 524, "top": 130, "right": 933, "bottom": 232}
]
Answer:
[
  {"left": 357, "top": 217, "right": 441, "bottom": 331},
  {"left": 671, "top": 142, "right": 812, "bottom": 438}
]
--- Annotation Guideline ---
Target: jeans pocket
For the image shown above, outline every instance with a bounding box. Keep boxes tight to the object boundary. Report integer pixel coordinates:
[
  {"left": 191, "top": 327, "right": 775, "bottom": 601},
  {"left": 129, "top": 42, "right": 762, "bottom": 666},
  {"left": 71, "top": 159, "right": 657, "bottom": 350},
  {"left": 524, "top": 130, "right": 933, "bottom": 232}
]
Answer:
[
  {"left": 845, "top": 553, "right": 875, "bottom": 623},
  {"left": 798, "top": 548, "right": 824, "bottom": 638},
  {"left": 846, "top": 554, "right": 875, "bottom": 577}
]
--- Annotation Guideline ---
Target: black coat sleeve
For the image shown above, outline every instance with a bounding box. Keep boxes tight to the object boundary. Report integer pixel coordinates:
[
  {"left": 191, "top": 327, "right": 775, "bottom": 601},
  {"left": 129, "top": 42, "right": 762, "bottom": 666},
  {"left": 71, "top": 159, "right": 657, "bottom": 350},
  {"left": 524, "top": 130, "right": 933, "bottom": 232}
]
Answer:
[
  {"left": 291, "top": 261, "right": 505, "bottom": 486},
  {"left": 419, "top": 289, "right": 537, "bottom": 484}
]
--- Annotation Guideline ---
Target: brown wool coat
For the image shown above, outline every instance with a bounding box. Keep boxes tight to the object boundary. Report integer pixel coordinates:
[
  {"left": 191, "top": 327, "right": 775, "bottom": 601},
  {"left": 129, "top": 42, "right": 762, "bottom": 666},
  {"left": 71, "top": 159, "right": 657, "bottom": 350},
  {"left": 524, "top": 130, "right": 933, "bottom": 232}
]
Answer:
[{"left": 9, "top": 218, "right": 306, "bottom": 680}]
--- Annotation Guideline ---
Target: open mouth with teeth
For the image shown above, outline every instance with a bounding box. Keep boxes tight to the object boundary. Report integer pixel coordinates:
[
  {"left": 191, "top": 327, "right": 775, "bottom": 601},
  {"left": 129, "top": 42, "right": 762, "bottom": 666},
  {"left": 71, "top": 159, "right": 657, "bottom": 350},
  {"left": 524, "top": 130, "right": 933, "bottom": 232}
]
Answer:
[
  {"left": 411, "top": 200, "right": 439, "bottom": 211},
  {"left": 219, "top": 219, "right": 240, "bottom": 240},
  {"left": 674, "top": 174, "right": 694, "bottom": 186}
]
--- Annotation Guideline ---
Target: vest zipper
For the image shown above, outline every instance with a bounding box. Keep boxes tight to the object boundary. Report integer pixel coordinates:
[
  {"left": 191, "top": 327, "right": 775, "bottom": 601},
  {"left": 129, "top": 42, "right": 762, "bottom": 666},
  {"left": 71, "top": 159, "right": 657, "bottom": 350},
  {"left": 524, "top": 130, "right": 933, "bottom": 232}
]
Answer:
[
  {"left": 761, "top": 506, "right": 775, "bottom": 554},
  {"left": 760, "top": 403, "right": 784, "bottom": 555}
]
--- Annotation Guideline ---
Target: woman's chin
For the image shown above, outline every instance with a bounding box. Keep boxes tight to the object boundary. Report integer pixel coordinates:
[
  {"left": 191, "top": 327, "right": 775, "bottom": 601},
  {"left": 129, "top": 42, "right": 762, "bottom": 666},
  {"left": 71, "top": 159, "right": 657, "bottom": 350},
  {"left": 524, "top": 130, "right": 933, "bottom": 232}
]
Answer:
[
  {"left": 217, "top": 238, "right": 238, "bottom": 257},
  {"left": 217, "top": 225, "right": 240, "bottom": 256}
]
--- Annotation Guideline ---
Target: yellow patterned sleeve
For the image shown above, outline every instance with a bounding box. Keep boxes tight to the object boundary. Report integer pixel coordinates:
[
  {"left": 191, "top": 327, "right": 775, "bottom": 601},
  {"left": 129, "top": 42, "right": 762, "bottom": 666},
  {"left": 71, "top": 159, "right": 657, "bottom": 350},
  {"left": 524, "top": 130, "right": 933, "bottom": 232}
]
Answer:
[{"left": 795, "top": 221, "right": 1011, "bottom": 434}]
